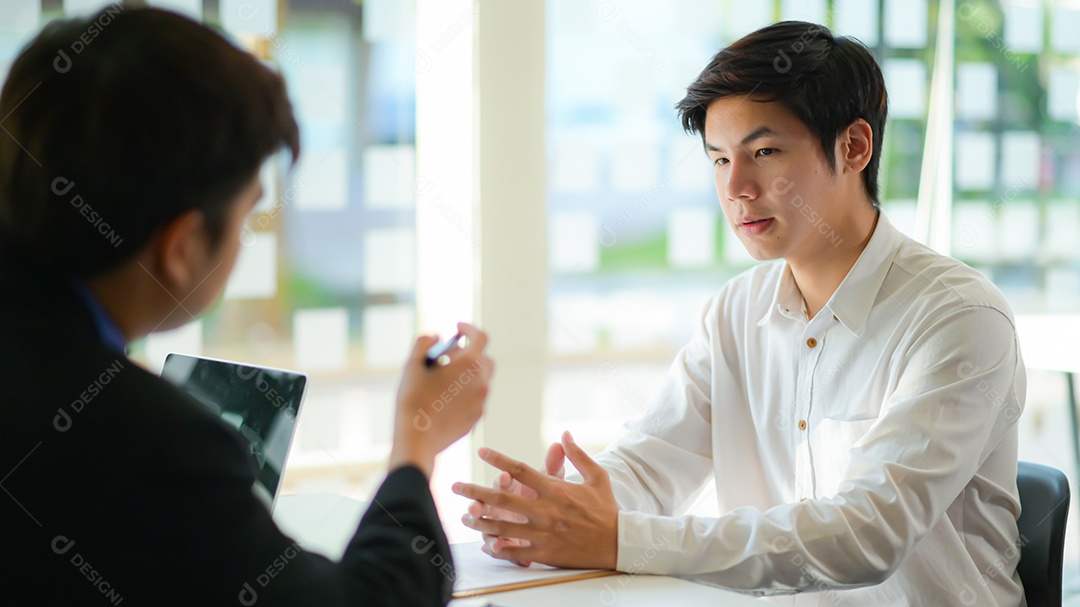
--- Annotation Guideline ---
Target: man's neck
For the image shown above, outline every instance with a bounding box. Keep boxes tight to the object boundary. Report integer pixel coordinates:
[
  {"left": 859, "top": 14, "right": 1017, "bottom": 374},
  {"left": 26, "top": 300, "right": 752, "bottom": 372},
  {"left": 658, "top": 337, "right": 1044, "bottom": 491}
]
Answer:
[
  {"left": 787, "top": 209, "right": 879, "bottom": 321},
  {"left": 85, "top": 256, "right": 183, "bottom": 344}
]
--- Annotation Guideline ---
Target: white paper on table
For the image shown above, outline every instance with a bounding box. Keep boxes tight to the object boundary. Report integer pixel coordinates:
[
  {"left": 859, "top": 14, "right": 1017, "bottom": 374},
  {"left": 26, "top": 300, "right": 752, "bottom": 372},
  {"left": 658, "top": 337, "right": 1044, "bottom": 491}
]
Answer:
[
  {"left": 884, "top": 59, "right": 926, "bottom": 119},
  {"left": 834, "top": 0, "right": 879, "bottom": 46},
  {"left": 884, "top": 0, "right": 928, "bottom": 48},
  {"left": 956, "top": 63, "right": 997, "bottom": 121},
  {"left": 1000, "top": 131, "right": 1040, "bottom": 189},
  {"left": 1004, "top": 2, "right": 1043, "bottom": 54},
  {"left": 1052, "top": 6, "right": 1080, "bottom": 55},
  {"left": 954, "top": 131, "right": 997, "bottom": 191},
  {"left": 450, "top": 541, "right": 615, "bottom": 597},
  {"left": 1047, "top": 67, "right": 1079, "bottom": 122}
]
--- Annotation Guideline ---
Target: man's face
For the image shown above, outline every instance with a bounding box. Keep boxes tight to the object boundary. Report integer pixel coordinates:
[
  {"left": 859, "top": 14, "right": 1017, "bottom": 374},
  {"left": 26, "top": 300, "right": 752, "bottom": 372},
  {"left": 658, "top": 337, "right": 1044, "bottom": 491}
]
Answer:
[{"left": 704, "top": 96, "right": 846, "bottom": 263}]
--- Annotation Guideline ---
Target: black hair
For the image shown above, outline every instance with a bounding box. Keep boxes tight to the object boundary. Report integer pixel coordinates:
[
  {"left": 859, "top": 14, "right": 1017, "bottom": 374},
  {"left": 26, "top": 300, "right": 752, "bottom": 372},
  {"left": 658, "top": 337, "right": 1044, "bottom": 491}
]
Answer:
[
  {"left": 0, "top": 6, "right": 300, "bottom": 277},
  {"left": 676, "top": 21, "right": 887, "bottom": 207}
]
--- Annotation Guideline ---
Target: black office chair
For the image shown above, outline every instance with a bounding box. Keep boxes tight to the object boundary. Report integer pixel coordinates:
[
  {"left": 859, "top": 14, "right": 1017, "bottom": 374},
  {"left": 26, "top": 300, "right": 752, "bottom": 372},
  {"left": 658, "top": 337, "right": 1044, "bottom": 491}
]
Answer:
[{"left": 1017, "top": 461, "right": 1070, "bottom": 607}]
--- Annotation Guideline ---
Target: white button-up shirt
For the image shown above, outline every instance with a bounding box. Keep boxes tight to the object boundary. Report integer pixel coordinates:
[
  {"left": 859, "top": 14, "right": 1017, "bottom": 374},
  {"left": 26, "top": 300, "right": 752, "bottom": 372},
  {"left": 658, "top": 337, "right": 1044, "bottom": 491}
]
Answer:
[{"left": 600, "top": 213, "right": 1026, "bottom": 606}]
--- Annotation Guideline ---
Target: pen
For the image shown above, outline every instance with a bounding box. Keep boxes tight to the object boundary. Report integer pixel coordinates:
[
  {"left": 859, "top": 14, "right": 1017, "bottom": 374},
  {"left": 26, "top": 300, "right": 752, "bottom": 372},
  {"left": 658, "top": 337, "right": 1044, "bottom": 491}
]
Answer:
[{"left": 425, "top": 333, "right": 464, "bottom": 367}]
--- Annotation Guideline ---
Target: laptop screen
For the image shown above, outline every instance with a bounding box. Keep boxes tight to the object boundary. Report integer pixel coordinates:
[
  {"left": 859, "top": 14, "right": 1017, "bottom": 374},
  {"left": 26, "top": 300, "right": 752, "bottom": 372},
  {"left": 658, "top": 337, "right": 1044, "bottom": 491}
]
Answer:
[{"left": 160, "top": 353, "right": 307, "bottom": 507}]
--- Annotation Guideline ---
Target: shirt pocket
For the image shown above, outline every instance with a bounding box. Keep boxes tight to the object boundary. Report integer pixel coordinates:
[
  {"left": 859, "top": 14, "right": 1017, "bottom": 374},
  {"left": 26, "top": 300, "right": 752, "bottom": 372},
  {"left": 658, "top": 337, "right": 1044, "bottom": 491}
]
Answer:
[{"left": 811, "top": 416, "right": 879, "bottom": 497}]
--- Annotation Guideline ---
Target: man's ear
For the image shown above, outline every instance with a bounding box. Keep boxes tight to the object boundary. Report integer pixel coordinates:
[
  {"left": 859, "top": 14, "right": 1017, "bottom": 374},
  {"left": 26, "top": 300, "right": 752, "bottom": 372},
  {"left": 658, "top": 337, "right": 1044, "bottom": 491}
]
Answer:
[
  {"left": 838, "top": 118, "right": 873, "bottom": 174},
  {"left": 154, "top": 209, "right": 208, "bottom": 296}
]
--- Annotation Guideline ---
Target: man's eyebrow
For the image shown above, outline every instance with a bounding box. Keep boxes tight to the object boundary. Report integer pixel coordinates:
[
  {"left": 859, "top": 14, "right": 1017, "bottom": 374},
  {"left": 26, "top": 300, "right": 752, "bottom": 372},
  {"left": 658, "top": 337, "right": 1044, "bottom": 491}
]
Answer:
[{"left": 704, "top": 126, "right": 779, "bottom": 153}]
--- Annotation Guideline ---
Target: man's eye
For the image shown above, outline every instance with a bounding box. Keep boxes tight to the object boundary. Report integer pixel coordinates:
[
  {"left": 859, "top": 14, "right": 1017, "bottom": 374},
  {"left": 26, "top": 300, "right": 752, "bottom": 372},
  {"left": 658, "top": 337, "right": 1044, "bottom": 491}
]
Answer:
[
  {"left": 756, "top": 148, "right": 776, "bottom": 157},
  {"left": 713, "top": 157, "right": 729, "bottom": 166}
]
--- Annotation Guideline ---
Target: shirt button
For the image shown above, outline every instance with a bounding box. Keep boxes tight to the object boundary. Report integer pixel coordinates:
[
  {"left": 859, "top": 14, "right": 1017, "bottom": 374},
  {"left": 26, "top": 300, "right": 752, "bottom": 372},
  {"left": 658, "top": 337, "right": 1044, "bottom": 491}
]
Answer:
[
  {"left": 806, "top": 337, "right": 817, "bottom": 348},
  {"left": 798, "top": 419, "right": 807, "bottom": 431}
]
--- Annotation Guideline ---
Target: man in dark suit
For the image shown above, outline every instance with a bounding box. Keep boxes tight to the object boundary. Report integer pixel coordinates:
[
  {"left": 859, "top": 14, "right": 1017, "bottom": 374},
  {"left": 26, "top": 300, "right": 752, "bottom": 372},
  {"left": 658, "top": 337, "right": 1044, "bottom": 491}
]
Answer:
[{"left": 0, "top": 7, "right": 492, "bottom": 606}]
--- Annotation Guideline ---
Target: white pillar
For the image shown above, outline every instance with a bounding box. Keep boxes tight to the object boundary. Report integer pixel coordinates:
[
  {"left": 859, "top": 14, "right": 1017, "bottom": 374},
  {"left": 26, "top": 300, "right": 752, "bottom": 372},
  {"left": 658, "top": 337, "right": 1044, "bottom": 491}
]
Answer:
[{"left": 473, "top": 0, "right": 547, "bottom": 484}]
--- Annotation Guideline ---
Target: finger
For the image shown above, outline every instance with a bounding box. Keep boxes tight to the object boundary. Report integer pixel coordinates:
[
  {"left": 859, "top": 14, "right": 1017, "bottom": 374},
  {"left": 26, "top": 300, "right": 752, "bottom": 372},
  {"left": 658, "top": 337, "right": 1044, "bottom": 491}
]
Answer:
[
  {"left": 544, "top": 441, "right": 566, "bottom": 478},
  {"left": 560, "top": 431, "right": 603, "bottom": 483},
  {"left": 408, "top": 334, "right": 441, "bottom": 365},
  {"left": 497, "top": 471, "right": 513, "bottom": 491},
  {"left": 483, "top": 541, "right": 542, "bottom": 568},
  {"left": 476, "top": 447, "right": 553, "bottom": 497},
  {"left": 456, "top": 322, "right": 489, "bottom": 353},
  {"left": 471, "top": 499, "right": 527, "bottom": 523},
  {"left": 452, "top": 482, "right": 538, "bottom": 516},
  {"left": 461, "top": 513, "right": 535, "bottom": 541},
  {"left": 481, "top": 540, "right": 532, "bottom": 567}
]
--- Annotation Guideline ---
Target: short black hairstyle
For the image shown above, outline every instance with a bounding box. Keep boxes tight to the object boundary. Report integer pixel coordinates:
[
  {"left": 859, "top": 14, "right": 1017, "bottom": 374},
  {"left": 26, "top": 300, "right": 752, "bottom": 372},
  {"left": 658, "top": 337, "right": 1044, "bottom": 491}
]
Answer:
[
  {"left": 676, "top": 21, "right": 887, "bottom": 207},
  {"left": 0, "top": 6, "right": 300, "bottom": 278}
]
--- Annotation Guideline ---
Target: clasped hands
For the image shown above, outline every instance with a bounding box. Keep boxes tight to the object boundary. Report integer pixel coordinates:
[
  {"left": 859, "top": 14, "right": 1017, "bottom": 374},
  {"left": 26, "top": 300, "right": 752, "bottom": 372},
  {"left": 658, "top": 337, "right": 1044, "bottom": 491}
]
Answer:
[{"left": 451, "top": 431, "right": 620, "bottom": 570}]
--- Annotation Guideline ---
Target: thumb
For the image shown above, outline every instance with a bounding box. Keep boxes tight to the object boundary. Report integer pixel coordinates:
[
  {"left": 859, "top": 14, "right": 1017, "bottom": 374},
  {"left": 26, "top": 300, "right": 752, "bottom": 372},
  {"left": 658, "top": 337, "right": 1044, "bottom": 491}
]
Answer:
[
  {"left": 544, "top": 441, "right": 566, "bottom": 479},
  {"left": 560, "top": 431, "right": 601, "bottom": 482}
]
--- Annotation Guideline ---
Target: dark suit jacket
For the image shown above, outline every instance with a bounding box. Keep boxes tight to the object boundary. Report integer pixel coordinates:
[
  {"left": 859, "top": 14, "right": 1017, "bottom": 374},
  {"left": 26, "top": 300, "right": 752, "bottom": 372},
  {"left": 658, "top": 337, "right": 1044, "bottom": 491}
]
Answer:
[{"left": 0, "top": 255, "right": 454, "bottom": 606}]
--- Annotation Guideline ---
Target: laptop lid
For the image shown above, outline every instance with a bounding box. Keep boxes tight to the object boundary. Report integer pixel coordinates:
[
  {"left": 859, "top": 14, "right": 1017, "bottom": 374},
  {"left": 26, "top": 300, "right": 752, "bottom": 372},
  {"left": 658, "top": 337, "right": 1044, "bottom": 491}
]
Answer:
[{"left": 160, "top": 353, "right": 308, "bottom": 511}]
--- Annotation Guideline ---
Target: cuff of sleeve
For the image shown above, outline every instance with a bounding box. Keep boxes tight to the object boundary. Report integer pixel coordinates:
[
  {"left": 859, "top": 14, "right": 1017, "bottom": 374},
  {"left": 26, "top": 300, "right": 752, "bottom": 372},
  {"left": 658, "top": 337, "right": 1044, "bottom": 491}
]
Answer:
[
  {"left": 616, "top": 510, "right": 684, "bottom": 574},
  {"left": 385, "top": 463, "right": 429, "bottom": 486}
]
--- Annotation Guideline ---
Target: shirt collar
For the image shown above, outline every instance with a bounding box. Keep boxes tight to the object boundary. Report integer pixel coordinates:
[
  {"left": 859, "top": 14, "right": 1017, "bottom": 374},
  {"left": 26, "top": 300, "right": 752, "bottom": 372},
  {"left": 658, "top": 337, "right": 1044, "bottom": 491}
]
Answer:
[
  {"left": 73, "top": 281, "right": 128, "bottom": 354},
  {"left": 757, "top": 211, "right": 902, "bottom": 335},
  {"left": 757, "top": 263, "right": 804, "bottom": 327}
]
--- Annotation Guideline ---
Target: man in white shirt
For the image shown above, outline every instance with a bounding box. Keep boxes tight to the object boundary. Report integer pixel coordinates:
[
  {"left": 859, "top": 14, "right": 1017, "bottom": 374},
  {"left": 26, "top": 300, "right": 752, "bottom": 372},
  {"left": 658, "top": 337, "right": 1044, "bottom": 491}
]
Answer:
[{"left": 453, "top": 21, "right": 1025, "bottom": 606}]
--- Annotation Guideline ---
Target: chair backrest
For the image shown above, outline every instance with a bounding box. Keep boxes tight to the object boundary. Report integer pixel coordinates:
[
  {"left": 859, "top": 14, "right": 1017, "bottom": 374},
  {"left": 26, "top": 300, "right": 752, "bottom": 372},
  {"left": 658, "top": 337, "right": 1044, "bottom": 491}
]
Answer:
[{"left": 1017, "top": 461, "right": 1070, "bottom": 607}]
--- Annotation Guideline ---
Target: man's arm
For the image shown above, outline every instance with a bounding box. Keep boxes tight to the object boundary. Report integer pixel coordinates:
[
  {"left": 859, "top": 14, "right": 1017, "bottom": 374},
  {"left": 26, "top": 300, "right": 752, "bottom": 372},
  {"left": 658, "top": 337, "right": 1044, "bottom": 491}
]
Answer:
[
  {"left": 606, "top": 305, "right": 1023, "bottom": 591},
  {"left": 133, "top": 324, "right": 491, "bottom": 606},
  {"left": 455, "top": 305, "right": 1022, "bottom": 593}
]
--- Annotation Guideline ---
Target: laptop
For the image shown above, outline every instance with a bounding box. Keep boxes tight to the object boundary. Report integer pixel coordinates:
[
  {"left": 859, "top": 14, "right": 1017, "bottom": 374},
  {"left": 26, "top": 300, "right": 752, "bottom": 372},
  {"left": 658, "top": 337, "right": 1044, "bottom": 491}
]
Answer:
[{"left": 160, "top": 353, "right": 308, "bottom": 512}]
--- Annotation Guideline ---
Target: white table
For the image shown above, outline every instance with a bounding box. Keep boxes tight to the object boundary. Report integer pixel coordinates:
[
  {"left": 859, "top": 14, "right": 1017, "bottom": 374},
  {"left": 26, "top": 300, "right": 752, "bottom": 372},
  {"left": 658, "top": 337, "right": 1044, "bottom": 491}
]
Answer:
[
  {"left": 274, "top": 494, "right": 763, "bottom": 606},
  {"left": 449, "top": 574, "right": 763, "bottom": 606}
]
